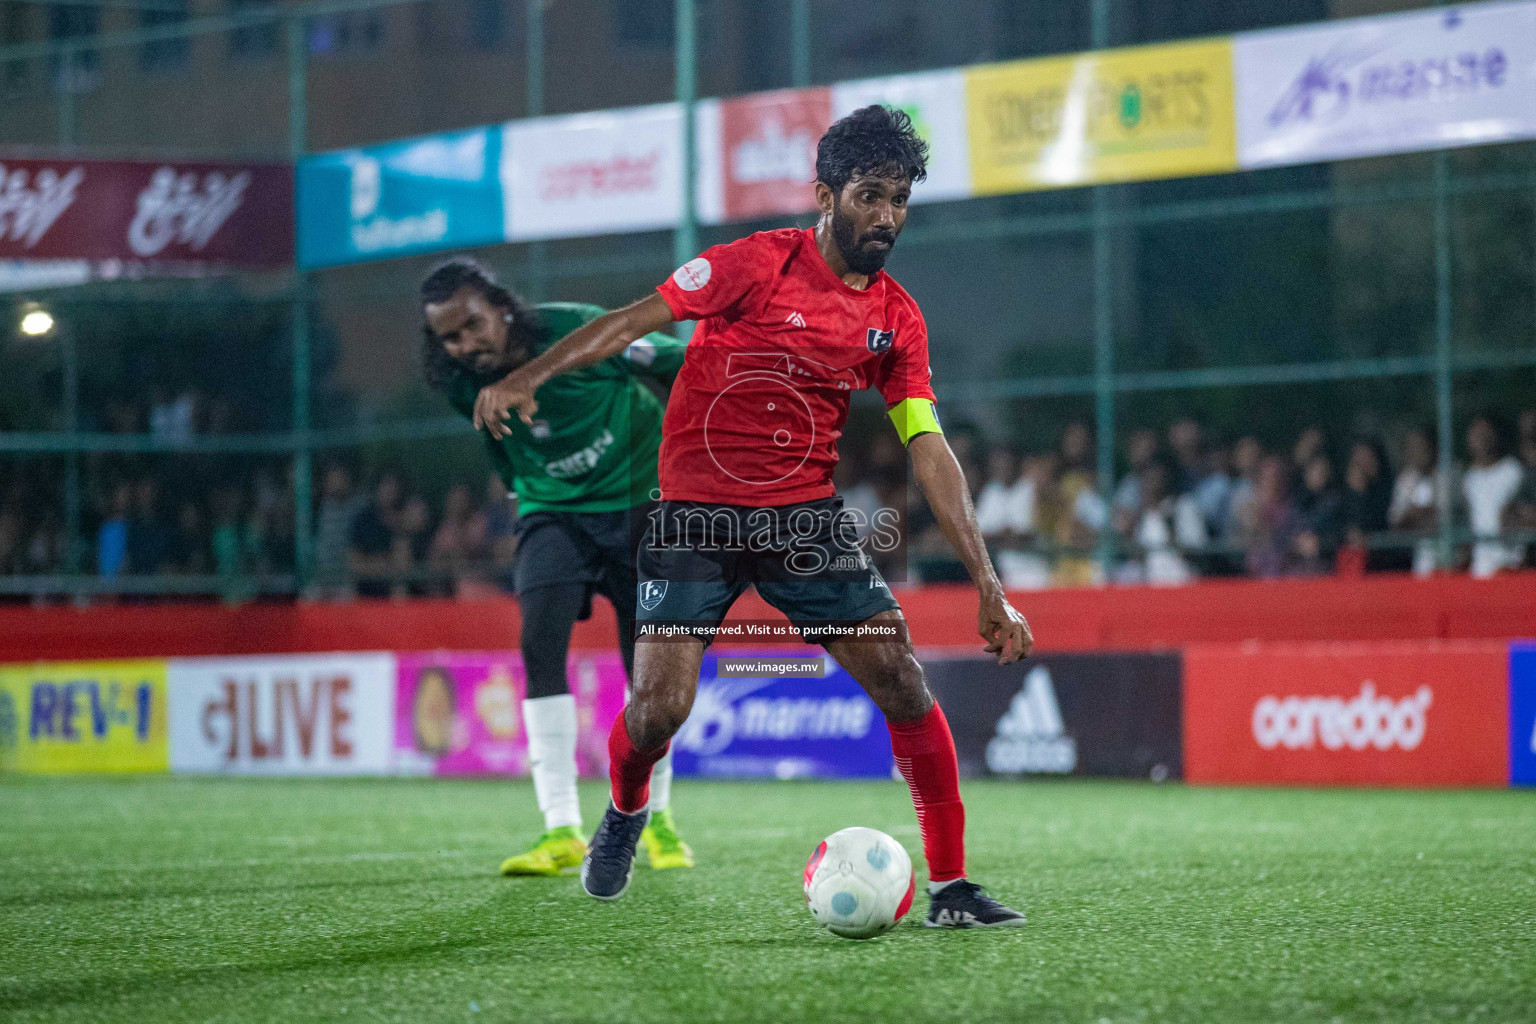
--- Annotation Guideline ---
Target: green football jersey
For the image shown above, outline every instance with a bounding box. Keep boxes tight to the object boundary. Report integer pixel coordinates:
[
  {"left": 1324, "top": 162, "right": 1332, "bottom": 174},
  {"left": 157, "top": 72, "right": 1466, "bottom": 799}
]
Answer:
[{"left": 445, "top": 302, "right": 686, "bottom": 514}]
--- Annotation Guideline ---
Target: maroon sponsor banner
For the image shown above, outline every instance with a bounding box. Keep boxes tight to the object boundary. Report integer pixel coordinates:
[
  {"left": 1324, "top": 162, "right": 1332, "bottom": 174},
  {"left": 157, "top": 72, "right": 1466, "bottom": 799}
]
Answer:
[{"left": 0, "top": 156, "right": 294, "bottom": 269}]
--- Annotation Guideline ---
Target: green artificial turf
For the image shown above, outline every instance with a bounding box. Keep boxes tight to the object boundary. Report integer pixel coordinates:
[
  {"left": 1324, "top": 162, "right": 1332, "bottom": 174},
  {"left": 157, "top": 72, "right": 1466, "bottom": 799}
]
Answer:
[{"left": 1, "top": 777, "right": 1533, "bottom": 1023}]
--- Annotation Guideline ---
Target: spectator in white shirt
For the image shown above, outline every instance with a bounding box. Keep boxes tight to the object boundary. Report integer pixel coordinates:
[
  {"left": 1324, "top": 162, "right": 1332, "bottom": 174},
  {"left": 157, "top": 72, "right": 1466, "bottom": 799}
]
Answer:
[
  {"left": 1388, "top": 426, "right": 1449, "bottom": 577},
  {"left": 1111, "top": 429, "right": 1160, "bottom": 528},
  {"left": 1462, "top": 414, "right": 1524, "bottom": 578}
]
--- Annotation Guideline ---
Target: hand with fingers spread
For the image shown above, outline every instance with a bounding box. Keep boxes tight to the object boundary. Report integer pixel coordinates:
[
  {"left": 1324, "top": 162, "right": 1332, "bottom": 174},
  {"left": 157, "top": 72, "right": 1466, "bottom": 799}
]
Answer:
[
  {"left": 978, "top": 587, "right": 1033, "bottom": 665},
  {"left": 473, "top": 371, "right": 539, "bottom": 440}
]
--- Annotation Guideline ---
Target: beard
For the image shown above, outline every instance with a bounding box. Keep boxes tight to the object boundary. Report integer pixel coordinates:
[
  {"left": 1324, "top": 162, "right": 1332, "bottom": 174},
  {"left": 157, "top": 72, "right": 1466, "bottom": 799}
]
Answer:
[{"left": 830, "top": 201, "right": 897, "bottom": 276}]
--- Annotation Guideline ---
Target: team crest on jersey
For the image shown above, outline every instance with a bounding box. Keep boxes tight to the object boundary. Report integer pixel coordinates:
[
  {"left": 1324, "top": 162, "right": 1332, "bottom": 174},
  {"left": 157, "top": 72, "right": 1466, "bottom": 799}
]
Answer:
[
  {"left": 639, "top": 580, "right": 669, "bottom": 611},
  {"left": 866, "top": 328, "right": 895, "bottom": 354},
  {"left": 529, "top": 419, "right": 551, "bottom": 439}
]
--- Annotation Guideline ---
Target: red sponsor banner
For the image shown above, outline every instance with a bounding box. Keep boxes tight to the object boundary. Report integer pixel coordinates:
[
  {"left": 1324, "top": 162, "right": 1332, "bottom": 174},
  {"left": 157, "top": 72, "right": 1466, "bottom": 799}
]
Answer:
[
  {"left": 721, "top": 87, "right": 831, "bottom": 221},
  {"left": 0, "top": 156, "right": 293, "bottom": 268},
  {"left": 1184, "top": 642, "right": 1508, "bottom": 787}
]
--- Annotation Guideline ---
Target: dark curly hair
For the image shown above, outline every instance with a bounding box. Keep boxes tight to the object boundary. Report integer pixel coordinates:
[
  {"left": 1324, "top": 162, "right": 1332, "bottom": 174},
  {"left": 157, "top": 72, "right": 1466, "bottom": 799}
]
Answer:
[
  {"left": 419, "top": 256, "right": 541, "bottom": 393},
  {"left": 815, "top": 105, "right": 929, "bottom": 194}
]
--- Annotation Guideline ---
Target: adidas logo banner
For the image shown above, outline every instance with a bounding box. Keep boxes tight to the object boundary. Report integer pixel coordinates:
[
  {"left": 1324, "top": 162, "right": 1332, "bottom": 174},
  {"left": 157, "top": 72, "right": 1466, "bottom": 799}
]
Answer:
[{"left": 921, "top": 653, "right": 1184, "bottom": 781}]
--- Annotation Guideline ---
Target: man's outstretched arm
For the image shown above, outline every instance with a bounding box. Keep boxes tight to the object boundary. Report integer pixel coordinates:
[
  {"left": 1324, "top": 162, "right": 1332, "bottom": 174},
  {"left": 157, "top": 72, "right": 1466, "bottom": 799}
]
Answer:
[
  {"left": 906, "top": 430, "right": 1034, "bottom": 664},
  {"left": 474, "top": 292, "right": 677, "bottom": 438}
]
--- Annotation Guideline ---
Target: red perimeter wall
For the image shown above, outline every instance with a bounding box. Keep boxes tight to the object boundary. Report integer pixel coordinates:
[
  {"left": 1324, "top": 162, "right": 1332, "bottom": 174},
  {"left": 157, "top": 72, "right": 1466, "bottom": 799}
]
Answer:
[{"left": 0, "top": 573, "right": 1531, "bottom": 661}]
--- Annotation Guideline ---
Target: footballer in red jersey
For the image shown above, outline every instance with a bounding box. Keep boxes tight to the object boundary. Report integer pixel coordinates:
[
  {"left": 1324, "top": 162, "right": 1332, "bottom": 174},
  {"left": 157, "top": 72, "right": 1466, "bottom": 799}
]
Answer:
[{"left": 474, "top": 106, "right": 1033, "bottom": 927}]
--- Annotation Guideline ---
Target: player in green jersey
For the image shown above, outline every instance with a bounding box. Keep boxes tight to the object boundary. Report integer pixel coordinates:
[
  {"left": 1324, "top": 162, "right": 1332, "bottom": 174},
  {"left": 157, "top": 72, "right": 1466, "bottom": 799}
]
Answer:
[{"left": 420, "top": 257, "right": 694, "bottom": 876}]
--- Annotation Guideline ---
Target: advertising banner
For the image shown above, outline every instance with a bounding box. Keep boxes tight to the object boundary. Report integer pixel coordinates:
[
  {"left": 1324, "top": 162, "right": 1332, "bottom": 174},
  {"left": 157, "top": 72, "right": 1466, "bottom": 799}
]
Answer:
[
  {"left": 393, "top": 651, "right": 626, "bottom": 777},
  {"left": 1184, "top": 642, "right": 1508, "bottom": 787},
  {"left": 0, "top": 660, "right": 168, "bottom": 774},
  {"left": 714, "top": 86, "right": 831, "bottom": 222},
  {"left": 965, "top": 37, "right": 1237, "bottom": 193},
  {"left": 1510, "top": 643, "right": 1536, "bottom": 786},
  {"left": 831, "top": 69, "right": 973, "bottom": 205},
  {"left": 671, "top": 651, "right": 892, "bottom": 778},
  {"left": 168, "top": 654, "right": 395, "bottom": 775},
  {"left": 0, "top": 156, "right": 293, "bottom": 271},
  {"left": 922, "top": 653, "right": 1183, "bottom": 779},
  {"left": 501, "top": 104, "right": 683, "bottom": 242},
  {"left": 1234, "top": 1, "right": 1536, "bottom": 169},
  {"left": 297, "top": 127, "right": 503, "bottom": 268}
]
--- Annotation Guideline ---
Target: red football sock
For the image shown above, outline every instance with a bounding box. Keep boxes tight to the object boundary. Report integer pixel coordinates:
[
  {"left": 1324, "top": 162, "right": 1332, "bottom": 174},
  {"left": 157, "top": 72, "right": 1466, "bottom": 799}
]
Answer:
[
  {"left": 888, "top": 703, "right": 966, "bottom": 883},
  {"left": 608, "top": 712, "right": 669, "bottom": 814}
]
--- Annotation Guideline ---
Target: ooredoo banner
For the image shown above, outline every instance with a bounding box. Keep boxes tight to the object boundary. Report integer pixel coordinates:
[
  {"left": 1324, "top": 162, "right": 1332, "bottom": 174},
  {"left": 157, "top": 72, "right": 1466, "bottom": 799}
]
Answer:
[
  {"left": 0, "top": 660, "right": 168, "bottom": 774},
  {"left": 671, "top": 650, "right": 892, "bottom": 778},
  {"left": 168, "top": 654, "right": 395, "bottom": 775},
  {"left": 0, "top": 157, "right": 293, "bottom": 269},
  {"left": 1184, "top": 642, "right": 1508, "bottom": 787},
  {"left": 501, "top": 104, "right": 684, "bottom": 241},
  {"left": 393, "top": 651, "right": 626, "bottom": 776},
  {"left": 922, "top": 652, "right": 1183, "bottom": 779},
  {"left": 1234, "top": 1, "right": 1536, "bottom": 169}
]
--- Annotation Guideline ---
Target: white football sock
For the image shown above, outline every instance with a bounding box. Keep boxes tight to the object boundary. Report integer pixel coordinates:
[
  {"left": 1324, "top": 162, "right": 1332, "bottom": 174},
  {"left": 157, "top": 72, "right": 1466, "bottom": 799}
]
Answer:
[
  {"left": 929, "top": 877, "right": 965, "bottom": 895},
  {"left": 648, "top": 744, "right": 674, "bottom": 813},
  {"left": 522, "top": 694, "right": 582, "bottom": 831}
]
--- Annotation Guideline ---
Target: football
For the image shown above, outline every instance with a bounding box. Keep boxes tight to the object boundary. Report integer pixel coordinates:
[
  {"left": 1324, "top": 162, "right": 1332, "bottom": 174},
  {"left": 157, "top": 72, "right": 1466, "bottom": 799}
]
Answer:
[{"left": 803, "top": 827, "right": 916, "bottom": 939}]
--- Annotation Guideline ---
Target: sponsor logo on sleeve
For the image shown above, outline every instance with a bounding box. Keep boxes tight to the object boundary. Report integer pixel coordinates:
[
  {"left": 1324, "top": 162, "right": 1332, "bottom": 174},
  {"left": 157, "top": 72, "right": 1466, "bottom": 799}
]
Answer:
[{"left": 672, "top": 257, "right": 712, "bottom": 291}]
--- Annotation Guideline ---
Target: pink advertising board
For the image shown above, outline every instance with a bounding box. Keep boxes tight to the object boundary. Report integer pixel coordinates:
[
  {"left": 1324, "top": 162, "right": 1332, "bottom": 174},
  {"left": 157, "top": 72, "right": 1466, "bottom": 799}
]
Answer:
[{"left": 393, "top": 651, "right": 627, "bottom": 777}]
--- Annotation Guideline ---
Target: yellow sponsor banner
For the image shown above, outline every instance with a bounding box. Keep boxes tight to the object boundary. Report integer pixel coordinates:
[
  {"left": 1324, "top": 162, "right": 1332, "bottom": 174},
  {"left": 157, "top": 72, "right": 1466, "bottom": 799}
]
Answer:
[
  {"left": 966, "top": 37, "right": 1237, "bottom": 194},
  {"left": 0, "top": 661, "right": 169, "bottom": 774}
]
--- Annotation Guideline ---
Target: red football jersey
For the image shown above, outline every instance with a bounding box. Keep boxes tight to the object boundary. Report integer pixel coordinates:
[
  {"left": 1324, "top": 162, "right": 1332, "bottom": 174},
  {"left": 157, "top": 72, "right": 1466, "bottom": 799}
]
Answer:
[{"left": 655, "top": 227, "right": 936, "bottom": 507}]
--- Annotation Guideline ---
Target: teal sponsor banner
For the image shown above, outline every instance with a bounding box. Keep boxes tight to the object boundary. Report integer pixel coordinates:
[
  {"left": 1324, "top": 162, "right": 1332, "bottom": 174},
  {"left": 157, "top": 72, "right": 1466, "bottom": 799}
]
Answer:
[{"left": 297, "top": 127, "right": 505, "bottom": 268}]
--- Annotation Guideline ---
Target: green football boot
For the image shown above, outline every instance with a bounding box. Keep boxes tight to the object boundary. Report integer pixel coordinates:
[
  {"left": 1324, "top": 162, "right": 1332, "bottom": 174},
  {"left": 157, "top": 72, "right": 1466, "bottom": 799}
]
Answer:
[
  {"left": 499, "top": 826, "right": 587, "bottom": 877},
  {"left": 639, "top": 807, "right": 695, "bottom": 870}
]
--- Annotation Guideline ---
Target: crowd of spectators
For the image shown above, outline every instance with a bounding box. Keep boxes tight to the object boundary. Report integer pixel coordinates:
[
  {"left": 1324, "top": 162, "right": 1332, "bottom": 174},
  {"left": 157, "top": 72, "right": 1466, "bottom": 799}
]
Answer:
[
  {"left": 1, "top": 405, "right": 1533, "bottom": 599},
  {"left": 900, "top": 408, "right": 1536, "bottom": 588}
]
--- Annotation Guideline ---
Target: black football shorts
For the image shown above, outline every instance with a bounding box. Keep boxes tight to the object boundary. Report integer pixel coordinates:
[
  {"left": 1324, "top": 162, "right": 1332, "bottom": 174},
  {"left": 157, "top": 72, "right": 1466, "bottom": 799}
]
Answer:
[{"left": 634, "top": 496, "right": 901, "bottom": 646}]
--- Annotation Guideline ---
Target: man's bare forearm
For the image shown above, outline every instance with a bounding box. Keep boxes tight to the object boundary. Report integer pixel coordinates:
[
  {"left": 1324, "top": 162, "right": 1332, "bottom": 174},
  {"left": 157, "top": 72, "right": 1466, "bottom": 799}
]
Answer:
[
  {"left": 908, "top": 432, "right": 1002, "bottom": 595},
  {"left": 516, "top": 293, "right": 675, "bottom": 389}
]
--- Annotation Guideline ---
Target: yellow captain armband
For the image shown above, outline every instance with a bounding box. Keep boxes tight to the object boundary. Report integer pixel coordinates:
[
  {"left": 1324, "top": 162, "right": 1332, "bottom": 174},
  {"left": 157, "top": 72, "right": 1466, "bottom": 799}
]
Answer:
[{"left": 887, "top": 398, "right": 942, "bottom": 446}]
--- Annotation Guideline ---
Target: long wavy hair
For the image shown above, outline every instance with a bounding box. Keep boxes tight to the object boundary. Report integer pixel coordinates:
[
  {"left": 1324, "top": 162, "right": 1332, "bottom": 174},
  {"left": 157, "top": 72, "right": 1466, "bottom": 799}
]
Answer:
[{"left": 419, "top": 256, "right": 542, "bottom": 393}]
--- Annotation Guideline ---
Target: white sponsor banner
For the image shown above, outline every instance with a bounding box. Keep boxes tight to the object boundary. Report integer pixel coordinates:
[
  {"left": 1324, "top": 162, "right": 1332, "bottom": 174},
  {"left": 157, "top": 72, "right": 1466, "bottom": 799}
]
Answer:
[
  {"left": 168, "top": 654, "right": 396, "bottom": 775},
  {"left": 1235, "top": 0, "right": 1536, "bottom": 168},
  {"left": 831, "top": 69, "right": 972, "bottom": 204},
  {"left": 694, "top": 98, "right": 727, "bottom": 225},
  {"left": 501, "top": 104, "right": 683, "bottom": 241}
]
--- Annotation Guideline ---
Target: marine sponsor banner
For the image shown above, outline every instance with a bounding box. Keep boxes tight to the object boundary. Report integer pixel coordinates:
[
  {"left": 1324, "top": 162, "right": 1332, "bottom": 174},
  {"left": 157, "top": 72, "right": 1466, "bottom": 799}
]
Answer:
[
  {"left": 297, "top": 127, "right": 503, "bottom": 268},
  {"left": 1509, "top": 643, "right": 1536, "bottom": 786},
  {"left": 1184, "top": 643, "right": 1507, "bottom": 787},
  {"left": 965, "top": 37, "right": 1237, "bottom": 193},
  {"left": 922, "top": 653, "right": 1182, "bottom": 779},
  {"left": 671, "top": 650, "right": 892, "bottom": 778},
  {"left": 168, "top": 654, "right": 395, "bottom": 774},
  {"left": 0, "top": 156, "right": 293, "bottom": 270},
  {"left": 0, "top": 660, "right": 168, "bottom": 774},
  {"left": 831, "top": 69, "right": 973, "bottom": 205},
  {"left": 1234, "top": 1, "right": 1536, "bottom": 169},
  {"left": 393, "top": 651, "right": 627, "bottom": 777},
  {"left": 501, "top": 104, "right": 683, "bottom": 241}
]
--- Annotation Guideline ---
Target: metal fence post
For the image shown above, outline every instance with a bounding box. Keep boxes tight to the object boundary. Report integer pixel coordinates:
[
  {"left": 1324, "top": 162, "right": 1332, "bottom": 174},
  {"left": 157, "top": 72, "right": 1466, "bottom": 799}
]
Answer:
[
  {"left": 1433, "top": 151, "right": 1455, "bottom": 568},
  {"left": 1091, "top": 0, "right": 1116, "bottom": 581},
  {"left": 288, "top": 14, "right": 314, "bottom": 593},
  {"left": 62, "top": 326, "right": 81, "bottom": 578},
  {"left": 526, "top": 0, "right": 548, "bottom": 300},
  {"left": 674, "top": 0, "right": 697, "bottom": 341},
  {"left": 57, "top": 48, "right": 78, "bottom": 149},
  {"left": 790, "top": 0, "right": 810, "bottom": 88}
]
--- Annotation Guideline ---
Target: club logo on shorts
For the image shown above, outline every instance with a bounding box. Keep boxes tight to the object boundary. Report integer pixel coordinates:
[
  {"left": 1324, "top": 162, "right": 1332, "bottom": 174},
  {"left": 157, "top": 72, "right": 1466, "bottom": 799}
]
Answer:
[
  {"left": 866, "top": 328, "right": 895, "bottom": 354},
  {"left": 639, "top": 580, "right": 669, "bottom": 611},
  {"left": 672, "top": 258, "right": 712, "bottom": 292}
]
